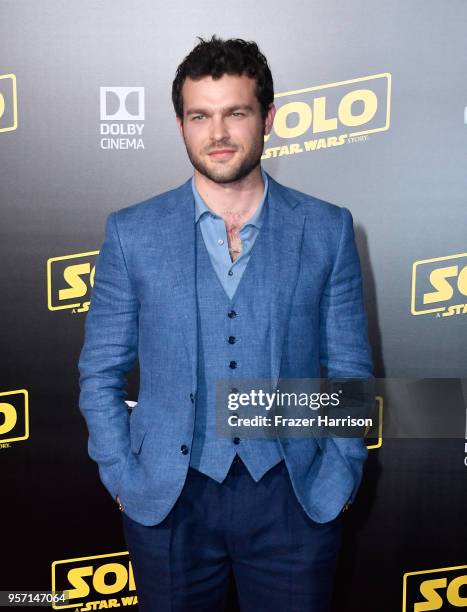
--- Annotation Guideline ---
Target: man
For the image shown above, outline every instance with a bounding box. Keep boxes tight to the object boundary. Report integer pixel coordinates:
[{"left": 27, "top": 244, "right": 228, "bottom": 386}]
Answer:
[{"left": 78, "top": 35, "right": 373, "bottom": 611}]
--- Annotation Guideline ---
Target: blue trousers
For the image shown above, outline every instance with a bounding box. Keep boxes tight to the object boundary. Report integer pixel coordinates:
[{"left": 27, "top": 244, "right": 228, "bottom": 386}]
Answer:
[{"left": 121, "top": 456, "right": 343, "bottom": 611}]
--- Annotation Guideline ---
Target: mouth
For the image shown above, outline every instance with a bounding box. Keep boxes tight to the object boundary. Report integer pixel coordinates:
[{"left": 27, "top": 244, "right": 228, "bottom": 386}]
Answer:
[{"left": 208, "top": 149, "right": 237, "bottom": 159}]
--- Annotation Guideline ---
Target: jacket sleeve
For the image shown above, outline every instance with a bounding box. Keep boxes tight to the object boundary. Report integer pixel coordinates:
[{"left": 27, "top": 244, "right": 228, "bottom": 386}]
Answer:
[
  {"left": 78, "top": 211, "right": 139, "bottom": 501},
  {"left": 319, "top": 206, "right": 374, "bottom": 504}
]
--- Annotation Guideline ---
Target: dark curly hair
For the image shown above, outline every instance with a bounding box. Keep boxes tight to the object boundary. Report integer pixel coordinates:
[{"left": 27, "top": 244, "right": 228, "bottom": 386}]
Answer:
[{"left": 172, "top": 35, "right": 274, "bottom": 120}]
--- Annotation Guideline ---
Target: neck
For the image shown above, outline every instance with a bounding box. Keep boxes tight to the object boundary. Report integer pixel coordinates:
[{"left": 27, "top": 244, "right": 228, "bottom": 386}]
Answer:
[{"left": 194, "top": 166, "right": 265, "bottom": 223}]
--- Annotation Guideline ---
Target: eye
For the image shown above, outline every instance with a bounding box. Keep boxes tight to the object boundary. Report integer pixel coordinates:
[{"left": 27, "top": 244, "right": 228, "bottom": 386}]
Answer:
[
  {"left": 192, "top": 114, "right": 205, "bottom": 121},
  {"left": 231, "top": 111, "right": 244, "bottom": 117}
]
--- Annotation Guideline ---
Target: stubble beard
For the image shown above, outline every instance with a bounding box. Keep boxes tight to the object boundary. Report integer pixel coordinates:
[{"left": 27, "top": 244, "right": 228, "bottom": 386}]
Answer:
[{"left": 183, "top": 127, "right": 265, "bottom": 185}]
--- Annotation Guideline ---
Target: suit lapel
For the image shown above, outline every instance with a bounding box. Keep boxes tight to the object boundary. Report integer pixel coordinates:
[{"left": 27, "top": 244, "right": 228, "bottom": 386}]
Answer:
[
  {"left": 266, "top": 174, "right": 306, "bottom": 387},
  {"left": 159, "top": 180, "right": 199, "bottom": 393}
]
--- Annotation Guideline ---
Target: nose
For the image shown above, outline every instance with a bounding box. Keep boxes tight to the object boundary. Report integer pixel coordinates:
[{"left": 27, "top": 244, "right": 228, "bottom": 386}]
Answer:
[{"left": 209, "top": 115, "right": 230, "bottom": 143}]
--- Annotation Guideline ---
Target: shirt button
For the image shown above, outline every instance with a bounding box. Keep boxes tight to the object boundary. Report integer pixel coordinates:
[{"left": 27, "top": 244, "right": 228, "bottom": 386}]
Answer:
[
  {"left": 228, "top": 270, "right": 233, "bottom": 276},
  {"left": 180, "top": 444, "right": 189, "bottom": 455},
  {"left": 228, "top": 336, "right": 236, "bottom": 344},
  {"left": 229, "top": 361, "right": 237, "bottom": 369},
  {"left": 227, "top": 310, "right": 237, "bottom": 318},
  {"left": 218, "top": 239, "right": 224, "bottom": 245},
  {"left": 233, "top": 437, "right": 241, "bottom": 445}
]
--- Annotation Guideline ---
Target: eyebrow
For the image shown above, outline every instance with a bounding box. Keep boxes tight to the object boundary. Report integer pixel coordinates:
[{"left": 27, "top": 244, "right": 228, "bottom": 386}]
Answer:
[{"left": 186, "top": 104, "right": 254, "bottom": 117}]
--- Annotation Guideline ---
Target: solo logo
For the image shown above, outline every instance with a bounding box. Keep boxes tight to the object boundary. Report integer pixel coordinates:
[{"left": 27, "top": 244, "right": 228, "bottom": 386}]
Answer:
[
  {"left": 99, "top": 86, "right": 145, "bottom": 150},
  {"left": 47, "top": 251, "right": 99, "bottom": 313},
  {"left": 403, "top": 564, "right": 467, "bottom": 611},
  {"left": 365, "top": 395, "right": 383, "bottom": 450},
  {"left": 261, "top": 72, "right": 391, "bottom": 159},
  {"left": 0, "top": 389, "right": 29, "bottom": 446},
  {"left": 411, "top": 252, "right": 467, "bottom": 317},
  {"left": 0, "top": 73, "right": 18, "bottom": 133},
  {"left": 51, "top": 551, "right": 137, "bottom": 610}
]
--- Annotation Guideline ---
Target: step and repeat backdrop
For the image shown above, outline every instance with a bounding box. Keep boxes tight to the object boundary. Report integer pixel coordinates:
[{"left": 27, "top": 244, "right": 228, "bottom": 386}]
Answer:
[{"left": 1, "top": 1, "right": 466, "bottom": 610}]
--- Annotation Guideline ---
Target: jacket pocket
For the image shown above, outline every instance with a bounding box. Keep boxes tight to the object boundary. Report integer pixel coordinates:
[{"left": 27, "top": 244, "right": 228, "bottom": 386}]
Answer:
[{"left": 130, "top": 421, "right": 149, "bottom": 454}]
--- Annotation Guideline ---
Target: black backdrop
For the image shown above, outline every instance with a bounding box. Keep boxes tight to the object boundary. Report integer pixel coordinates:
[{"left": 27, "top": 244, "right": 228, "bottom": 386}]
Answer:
[{"left": 1, "top": 1, "right": 466, "bottom": 610}]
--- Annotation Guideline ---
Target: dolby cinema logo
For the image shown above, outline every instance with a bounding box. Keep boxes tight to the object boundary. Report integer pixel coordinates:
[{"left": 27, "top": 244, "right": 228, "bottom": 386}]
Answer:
[{"left": 99, "top": 86, "right": 145, "bottom": 150}]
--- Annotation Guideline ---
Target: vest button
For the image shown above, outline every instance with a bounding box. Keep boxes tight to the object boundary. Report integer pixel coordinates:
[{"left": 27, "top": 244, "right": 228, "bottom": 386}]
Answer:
[
  {"left": 233, "top": 437, "right": 241, "bottom": 445},
  {"left": 180, "top": 444, "right": 189, "bottom": 454},
  {"left": 227, "top": 310, "right": 237, "bottom": 318},
  {"left": 228, "top": 336, "right": 236, "bottom": 344},
  {"left": 229, "top": 361, "right": 237, "bottom": 369},
  {"left": 189, "top": 393, "right": 194, "bottom": 403}
]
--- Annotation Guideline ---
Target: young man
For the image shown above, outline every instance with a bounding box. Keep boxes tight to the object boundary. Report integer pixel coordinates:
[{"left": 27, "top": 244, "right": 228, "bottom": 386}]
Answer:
[{"left": 78, "top": 35, "right": 373, "bottom": 611}]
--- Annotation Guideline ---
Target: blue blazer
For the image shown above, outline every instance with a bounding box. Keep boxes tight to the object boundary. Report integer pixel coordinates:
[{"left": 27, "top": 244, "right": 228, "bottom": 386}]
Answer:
[{"left": 78, "top": 171, "right": 373, "bottom": 526}]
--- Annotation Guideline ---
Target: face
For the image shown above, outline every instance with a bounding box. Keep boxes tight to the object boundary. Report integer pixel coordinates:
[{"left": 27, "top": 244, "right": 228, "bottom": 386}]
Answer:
[{"left": 176, "top": 73, "right": 275, "bottom": 184}]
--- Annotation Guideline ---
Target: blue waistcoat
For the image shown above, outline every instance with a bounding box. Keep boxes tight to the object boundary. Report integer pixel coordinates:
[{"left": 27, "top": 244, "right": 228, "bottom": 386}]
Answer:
[{"left": 189, "top": 202, "right": 283, "bottom": 482}]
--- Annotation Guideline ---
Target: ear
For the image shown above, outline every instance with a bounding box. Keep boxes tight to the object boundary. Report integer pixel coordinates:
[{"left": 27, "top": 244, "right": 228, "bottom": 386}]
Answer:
[{"left": 264, "top": 103, "right": 276, "bottom": 136}]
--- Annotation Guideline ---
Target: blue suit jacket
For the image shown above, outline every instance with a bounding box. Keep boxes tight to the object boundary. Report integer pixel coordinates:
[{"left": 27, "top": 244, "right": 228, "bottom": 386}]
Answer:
[{"left": 78, "top": 171, "right": 373, "bottom": 526}]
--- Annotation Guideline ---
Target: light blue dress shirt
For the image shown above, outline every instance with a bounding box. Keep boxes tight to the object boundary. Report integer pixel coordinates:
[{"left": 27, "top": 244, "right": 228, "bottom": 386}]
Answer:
[{"left": 191, "top": 167, "right": 269, "bottom": 300}]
